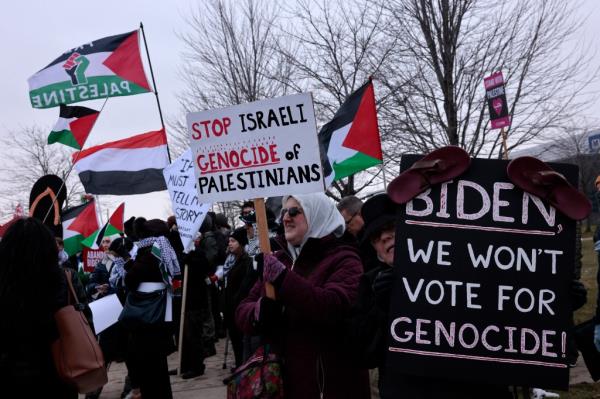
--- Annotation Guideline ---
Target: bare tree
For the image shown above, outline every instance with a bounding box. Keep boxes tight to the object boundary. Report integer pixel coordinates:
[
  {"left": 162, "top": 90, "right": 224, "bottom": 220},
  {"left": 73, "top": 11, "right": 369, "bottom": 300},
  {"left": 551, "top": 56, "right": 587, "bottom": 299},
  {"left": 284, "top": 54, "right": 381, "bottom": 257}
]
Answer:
[
  {"left": 277, "top": 0, "right": 399, "bottom": 199},
  {"left": 170, "top": 0, "right": 294, "bottom": 155},
  {"left": 0, "top": 126, "right": 84, "bottom": 217},
  {"left": 379, "top": 0, "right": 597, "bottom": 159}
]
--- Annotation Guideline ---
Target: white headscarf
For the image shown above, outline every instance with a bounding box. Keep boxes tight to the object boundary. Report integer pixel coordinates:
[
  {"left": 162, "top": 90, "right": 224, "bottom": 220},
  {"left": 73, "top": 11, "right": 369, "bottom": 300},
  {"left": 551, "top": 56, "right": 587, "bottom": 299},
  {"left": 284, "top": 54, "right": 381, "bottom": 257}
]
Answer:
[{"left": 282, "top": 193, "right": 345, "bottom": 259}]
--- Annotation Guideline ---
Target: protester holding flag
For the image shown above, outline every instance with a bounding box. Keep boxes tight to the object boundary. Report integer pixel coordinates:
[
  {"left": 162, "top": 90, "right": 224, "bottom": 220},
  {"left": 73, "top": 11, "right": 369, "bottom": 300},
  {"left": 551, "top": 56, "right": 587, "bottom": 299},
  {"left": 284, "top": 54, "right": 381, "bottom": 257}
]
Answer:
[
  {"left": 123, "top": 218, "right": 180, "bottom": 399},
  {"left": 236, "top": 193, "right": 370, "bottom": 399},
  {"left": 0, "top": 218, "right": 77, "bottom": 398}
]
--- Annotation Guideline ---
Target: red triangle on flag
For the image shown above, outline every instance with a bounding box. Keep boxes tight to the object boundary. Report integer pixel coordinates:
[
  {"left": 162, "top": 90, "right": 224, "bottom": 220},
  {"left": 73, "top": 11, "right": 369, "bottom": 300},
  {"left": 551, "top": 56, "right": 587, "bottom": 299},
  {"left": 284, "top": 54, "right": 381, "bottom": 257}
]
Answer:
[
  {"left": 68, "top": 201, "right": 99, "bottom": 237},
  {"left": 109, "top": 203, "right": 125, "bottom": 232},
  {"left": 341, "top": 82, "right": 382, "bottom": 160},
  {"left": 69, "top": 113, "right": 99, "bottom": 148},
  {"left": 103, "top": 31, "right": 151, "bottom": 91}
]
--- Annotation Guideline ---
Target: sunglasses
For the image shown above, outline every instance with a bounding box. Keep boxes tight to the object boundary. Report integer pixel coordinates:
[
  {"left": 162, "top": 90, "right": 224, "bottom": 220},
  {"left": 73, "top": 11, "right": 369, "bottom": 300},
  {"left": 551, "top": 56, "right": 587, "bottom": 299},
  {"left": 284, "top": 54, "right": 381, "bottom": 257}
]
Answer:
[{"left": 281, "top": 206, "right": 303, "bottom": 218}]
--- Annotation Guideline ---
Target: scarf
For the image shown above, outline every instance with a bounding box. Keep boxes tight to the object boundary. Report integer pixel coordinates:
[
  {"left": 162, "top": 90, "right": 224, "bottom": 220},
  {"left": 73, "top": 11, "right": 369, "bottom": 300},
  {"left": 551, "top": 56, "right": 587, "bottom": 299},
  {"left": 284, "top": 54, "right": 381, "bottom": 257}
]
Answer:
[{"left": 137, "top": 236, "right": 181, "bottom": 285}]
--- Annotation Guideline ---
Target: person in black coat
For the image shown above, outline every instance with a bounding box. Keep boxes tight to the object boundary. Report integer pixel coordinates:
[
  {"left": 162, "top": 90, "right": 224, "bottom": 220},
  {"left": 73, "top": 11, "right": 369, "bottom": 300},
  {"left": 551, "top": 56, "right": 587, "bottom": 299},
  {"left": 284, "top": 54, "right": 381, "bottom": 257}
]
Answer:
[
  {"left": 0, "top": 217, "right": 77, "bottom": 398},
  {"left": 346, "top": 194, "right": 513, "bottom": 399},
  {"left": 222, "top": 227, "right": 254, "bottom": 367}
]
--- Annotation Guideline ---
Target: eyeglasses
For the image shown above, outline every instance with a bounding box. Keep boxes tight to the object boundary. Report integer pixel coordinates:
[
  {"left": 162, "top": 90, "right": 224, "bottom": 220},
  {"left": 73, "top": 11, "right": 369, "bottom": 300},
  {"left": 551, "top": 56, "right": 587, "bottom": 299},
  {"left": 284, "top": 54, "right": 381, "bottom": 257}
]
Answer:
[
  {"left": 281, "top": 207, "right": 303, "bottom": 218},
  {"left": 344, "top": 212, "right": 359, "bottom": 226}
]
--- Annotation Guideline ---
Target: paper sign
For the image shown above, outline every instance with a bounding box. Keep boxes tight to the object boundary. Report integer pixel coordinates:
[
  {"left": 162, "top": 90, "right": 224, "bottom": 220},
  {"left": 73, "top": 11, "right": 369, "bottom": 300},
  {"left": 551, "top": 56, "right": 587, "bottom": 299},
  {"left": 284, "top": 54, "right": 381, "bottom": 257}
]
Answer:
[
  {"left": 484, "top": 71, "right": 511, "bottom": 129},
  {"left": 88, "top": 294, "right": 123, "bottom": 334},
  {"left": 163, "top": 148, "right": 211, "bottom": 252},
  {"left": 384, "top": 156, "right": 575, "bottom": 391},
  {"left": 83, "top": 248, "right": 105, "bottom": 272},
  {"left": 187, "top": 93, "right": 324, "bottom": 203}
]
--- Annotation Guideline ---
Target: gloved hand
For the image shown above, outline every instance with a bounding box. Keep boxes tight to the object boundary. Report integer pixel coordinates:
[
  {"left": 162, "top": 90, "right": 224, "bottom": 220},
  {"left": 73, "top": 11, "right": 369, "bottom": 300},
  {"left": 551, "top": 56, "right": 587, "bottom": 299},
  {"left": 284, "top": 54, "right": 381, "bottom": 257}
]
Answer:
[
  {"left": 263, "top": 254, "right": 286, "bottom": 283},
  {"left": 372, "top": 267, "right": 395, "bottom": 309},
  {"left": 594, "top": 324, "right": 600, "bottom": 352}
]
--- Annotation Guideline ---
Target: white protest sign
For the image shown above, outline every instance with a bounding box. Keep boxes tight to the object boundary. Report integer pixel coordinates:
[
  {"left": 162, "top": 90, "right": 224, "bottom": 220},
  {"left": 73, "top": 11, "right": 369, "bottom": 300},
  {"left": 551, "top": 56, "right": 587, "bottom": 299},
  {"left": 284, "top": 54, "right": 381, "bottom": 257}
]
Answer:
[
  {"left": 187, "top": 93, "right": 324, "bottom": 203},
  {"left": 88, "top": 294, "right": 122, "bottom": 334},
  {"left": 163, "top": 148, "right": 211, "bottom": 252}
]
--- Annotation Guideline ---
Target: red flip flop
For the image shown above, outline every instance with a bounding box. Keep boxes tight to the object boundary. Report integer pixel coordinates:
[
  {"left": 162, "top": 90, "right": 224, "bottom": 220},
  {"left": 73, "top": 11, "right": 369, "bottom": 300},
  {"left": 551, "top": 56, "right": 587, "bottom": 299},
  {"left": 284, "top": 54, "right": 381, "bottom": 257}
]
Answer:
[
  {"left": 387, "top": 146, "right": 471, "bottom": 204},
  {"left": 507, "top": 156, "right": 591, "bottom": 221}
]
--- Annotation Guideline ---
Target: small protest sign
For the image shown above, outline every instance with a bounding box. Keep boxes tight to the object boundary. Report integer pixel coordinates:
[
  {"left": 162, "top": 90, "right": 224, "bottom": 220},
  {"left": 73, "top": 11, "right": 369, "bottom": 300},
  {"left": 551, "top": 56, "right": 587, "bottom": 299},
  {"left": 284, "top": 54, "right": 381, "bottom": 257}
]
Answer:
[
  {"left": 83, "top": 248, "right": 105, "bottom": 272},
  {"left": 163, "top": 148, "right": 211, "bottom": 252},
  {"left": 385, "top": 156, "right": 575, "bottom": 390},
  {"left": 484, "top": 71, "right": 510, "bottom": 129},
  {"left": 187, "top": 93, "right": 324, "bottom": 203}
]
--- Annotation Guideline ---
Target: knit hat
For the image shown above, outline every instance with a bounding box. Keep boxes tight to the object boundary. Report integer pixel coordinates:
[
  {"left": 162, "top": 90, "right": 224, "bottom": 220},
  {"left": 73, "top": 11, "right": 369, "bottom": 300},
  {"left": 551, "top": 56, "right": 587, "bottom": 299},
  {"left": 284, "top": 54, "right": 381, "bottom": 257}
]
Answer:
[
  {"left": 230, "top": 227, "right": 248, "bottom": 247},
  {"left": 361, "top": 193, "right": 397, "bottom": 243}
]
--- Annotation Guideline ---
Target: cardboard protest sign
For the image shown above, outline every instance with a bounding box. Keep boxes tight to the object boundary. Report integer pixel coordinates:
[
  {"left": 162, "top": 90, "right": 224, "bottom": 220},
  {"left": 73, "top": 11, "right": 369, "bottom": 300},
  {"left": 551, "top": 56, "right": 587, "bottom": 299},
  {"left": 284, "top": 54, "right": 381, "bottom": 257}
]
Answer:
[
  {"left": 83, "top": 248, "right": 105, "bottom": 272},
  {"left": 187, "top": 93, "right": 324, "bottom": 203},
  {"left": 385, "top": 156, "right": 575, "bottom": 391},
  {"left": 163, "top": 148, "right": 211, "bottom": 252},
  {"left": 484, "top": 71, "right": 510, "bottom": 129}
]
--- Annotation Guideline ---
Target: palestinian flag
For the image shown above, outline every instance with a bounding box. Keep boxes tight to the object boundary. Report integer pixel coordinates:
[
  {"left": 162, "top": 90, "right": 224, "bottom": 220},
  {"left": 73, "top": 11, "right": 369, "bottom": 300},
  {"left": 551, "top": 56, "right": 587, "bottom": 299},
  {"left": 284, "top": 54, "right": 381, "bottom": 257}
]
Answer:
[
  {"left": 28, "top": 30, "right": 151, "bottom": 109},
  {"left": 49, "top": 104, "right": 100, "bottom": 149},
  {"left": 62, "top": 200, "right": 99, "bottom": 256},
  {"left": 73, "top": 129, "right": 169, "bottom": 195},
  {"left": 318, "top": 80, "right": 382, "bottom": 187},
  {"left": 82, "top": 203, "right": 125, "bottom": 249}
]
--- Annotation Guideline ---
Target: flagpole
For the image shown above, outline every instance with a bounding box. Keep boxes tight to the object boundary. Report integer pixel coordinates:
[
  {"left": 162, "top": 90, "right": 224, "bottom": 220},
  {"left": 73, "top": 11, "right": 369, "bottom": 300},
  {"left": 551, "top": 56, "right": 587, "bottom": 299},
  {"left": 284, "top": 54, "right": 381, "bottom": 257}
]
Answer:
[
  {"left": 42, "top": 98, "right": 109, "bottom": 224},
  {"left": 139, "top": 22, "right": 172, "bottom": 163}
]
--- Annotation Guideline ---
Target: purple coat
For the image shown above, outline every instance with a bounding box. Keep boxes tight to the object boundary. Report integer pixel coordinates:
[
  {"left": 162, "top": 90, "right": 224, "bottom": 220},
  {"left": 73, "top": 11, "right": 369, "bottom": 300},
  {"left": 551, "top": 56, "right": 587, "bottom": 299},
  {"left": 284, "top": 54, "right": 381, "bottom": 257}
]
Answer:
[{"left": 236, "top": 234, "right": 370, "bottom": 399}]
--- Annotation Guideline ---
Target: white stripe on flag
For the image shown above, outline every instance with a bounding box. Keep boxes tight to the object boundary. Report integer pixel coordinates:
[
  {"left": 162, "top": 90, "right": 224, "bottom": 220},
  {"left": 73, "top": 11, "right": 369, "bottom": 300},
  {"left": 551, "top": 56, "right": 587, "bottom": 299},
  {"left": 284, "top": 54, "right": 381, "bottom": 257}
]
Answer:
[
  {"left": 74, "top": 145, "right": 169, "bottom": 173},
  {"left": 28, "top": 52, "right": 112, "bottom": 90},
  {"left": 52, "top": 117, "right": 74, "bottom": 132}
]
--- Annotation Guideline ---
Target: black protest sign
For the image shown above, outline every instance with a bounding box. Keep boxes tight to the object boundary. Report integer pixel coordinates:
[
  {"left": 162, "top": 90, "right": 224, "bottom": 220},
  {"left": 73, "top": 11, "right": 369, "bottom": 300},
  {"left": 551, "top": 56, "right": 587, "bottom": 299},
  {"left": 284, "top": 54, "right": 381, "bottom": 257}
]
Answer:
[
  {"left": 484, "top": 71, "right": 510, "bottom": 129},
  {"left": 385, "top": 156, "right": 575, "bottom": 390}
]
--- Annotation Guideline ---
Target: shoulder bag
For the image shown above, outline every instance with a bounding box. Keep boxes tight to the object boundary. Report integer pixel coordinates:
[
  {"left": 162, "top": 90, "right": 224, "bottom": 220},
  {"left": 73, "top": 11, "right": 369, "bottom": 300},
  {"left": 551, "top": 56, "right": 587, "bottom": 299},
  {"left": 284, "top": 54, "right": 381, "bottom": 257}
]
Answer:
[{"left": 51, "top": 269, "right": 107, "bottom": 393}]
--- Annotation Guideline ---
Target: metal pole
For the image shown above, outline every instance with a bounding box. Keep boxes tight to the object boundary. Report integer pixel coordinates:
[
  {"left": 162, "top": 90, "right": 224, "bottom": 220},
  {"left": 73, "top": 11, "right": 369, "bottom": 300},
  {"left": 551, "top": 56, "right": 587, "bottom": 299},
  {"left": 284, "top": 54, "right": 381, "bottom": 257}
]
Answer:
[{"left": 139, "top": 22, "right": 172, "bottom": 163}]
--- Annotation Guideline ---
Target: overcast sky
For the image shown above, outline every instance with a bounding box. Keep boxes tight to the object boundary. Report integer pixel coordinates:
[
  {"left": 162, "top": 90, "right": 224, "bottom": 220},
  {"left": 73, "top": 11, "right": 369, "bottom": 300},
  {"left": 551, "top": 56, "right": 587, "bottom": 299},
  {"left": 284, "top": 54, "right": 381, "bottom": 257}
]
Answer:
[{"left": 1, "top": 0, "right": 599, "bottom": 221}]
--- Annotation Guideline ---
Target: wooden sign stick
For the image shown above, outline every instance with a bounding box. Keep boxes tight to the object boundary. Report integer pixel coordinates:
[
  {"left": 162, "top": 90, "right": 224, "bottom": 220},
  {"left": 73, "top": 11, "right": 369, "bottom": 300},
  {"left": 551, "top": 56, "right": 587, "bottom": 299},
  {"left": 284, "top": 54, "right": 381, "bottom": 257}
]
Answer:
[{"left": 253, "top": 198, "right": 275, "bottom": 299}]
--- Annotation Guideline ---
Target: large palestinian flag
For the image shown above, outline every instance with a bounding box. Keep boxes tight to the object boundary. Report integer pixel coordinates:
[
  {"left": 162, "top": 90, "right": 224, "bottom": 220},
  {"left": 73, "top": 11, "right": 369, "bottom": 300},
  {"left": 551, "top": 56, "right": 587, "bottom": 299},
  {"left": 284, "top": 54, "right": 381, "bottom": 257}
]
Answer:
[
  {"left": 82, "top": 203, "right": 125, "bottom": 249},
  {"left": 28, "top": 30, "right": 151, "bottom": 109},
  {"left": 318, "top": 80, "right": 382, "bottom": 187},
  {"left": 73, "top": 129, "right": 169, "bottom": 195},
  {"left": 49, "top": 104, "right": 100, "bottom": 149},
  {"left": 62, "top": 200, "right": 99, "bottom": 256}
]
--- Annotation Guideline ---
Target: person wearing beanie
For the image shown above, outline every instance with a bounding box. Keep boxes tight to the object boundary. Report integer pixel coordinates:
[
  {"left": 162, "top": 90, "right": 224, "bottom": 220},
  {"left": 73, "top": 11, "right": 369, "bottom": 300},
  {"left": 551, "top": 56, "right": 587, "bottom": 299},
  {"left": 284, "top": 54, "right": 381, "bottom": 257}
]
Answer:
[{"left": 222, "top": 227, "right": 254, "bottom": 367}]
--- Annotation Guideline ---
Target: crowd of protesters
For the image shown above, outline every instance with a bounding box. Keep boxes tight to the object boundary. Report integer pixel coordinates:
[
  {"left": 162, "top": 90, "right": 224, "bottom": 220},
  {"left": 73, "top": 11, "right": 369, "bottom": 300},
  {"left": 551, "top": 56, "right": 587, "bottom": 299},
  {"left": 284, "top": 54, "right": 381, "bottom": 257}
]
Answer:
[{"left": 0, "top": 185, "right": 593, "bottom": 399}]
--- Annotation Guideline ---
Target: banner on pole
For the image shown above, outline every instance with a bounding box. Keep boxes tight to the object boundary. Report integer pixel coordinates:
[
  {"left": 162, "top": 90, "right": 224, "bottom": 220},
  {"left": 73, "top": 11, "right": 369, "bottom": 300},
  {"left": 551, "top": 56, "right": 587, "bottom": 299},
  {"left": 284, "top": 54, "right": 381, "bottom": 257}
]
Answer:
[
  {"left": 187, "top": 93, "right": 324, "bottom": 203},
  {"left": 484, "top": 71, "right": 511, "bottom": 129},
  {"left": 384, "top": 156, "right": 575, "bottom": 391},
  {"left": 163, "top": 148, "right": 211, "bottom": 252}
]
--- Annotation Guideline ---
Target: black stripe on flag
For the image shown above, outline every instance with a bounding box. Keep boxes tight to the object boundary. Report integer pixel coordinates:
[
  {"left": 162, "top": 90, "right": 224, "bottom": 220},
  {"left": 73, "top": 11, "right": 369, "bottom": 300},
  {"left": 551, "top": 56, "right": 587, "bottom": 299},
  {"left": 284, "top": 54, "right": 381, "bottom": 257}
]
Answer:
[
  {"left": 318, "top": 80, "right": 372, "bottom": 179},
  {"left": 59, "top": 104, "right": 99, "bottom": 119},
  {"left": 78, "top": 169, "right": 167, "bottom": 195},
  {"left": 62, "top": 201, "right": 92, "bottom": 221},
  {"left": 42, "top": 31, "right": 135, "bottom": 69}
]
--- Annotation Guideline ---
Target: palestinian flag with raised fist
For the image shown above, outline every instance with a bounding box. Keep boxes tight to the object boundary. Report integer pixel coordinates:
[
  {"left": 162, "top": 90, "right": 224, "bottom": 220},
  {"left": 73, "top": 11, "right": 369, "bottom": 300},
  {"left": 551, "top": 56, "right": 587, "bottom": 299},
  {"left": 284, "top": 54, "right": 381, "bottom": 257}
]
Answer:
[
  {"left": 48, "top": 104, "right": 99, "bottom": 149},
  {"left": 28, "top": 30, "right": 151, "bottom": 109},
  {"left": 318, "top": 80, "right": 382, "bottom": 187}
]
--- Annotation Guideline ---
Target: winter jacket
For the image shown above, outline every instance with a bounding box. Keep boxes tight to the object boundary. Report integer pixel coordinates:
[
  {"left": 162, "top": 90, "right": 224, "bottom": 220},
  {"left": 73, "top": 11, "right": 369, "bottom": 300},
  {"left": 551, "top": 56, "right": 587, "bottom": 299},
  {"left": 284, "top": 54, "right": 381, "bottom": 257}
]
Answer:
[
  {"left": 236, "top": 234, "right": 370, "bottom": 399},
  {"left": 223, "top": 252, "right": 254, "bottom": 327},
  {"left": 86, "top": 256, "right": 116, "bottom": 299}
]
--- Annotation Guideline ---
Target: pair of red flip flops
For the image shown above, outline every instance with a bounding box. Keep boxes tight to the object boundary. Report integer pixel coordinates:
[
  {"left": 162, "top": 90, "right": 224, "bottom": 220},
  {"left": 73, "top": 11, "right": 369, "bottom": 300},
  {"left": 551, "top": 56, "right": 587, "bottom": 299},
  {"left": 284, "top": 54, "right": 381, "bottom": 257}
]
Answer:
[{"left": 387, "top": 146, "right": 591, "bottom": 221}]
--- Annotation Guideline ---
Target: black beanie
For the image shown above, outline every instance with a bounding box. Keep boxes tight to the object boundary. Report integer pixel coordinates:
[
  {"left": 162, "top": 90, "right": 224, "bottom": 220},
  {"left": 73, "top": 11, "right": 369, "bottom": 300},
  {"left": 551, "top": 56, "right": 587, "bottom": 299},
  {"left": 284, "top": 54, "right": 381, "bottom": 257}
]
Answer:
[{"left": 230, "top": 227, "right": 248, "bottom": 247}]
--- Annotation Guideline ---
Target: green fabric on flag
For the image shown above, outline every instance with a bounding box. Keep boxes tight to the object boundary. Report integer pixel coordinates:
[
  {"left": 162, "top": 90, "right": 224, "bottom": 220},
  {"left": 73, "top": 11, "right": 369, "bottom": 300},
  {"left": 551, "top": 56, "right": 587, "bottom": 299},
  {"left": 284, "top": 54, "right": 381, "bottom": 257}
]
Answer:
[
  {"left": 332, "top": 151, "right": 382, "bottom": 181},
  {"left": 48, "top": 130, "right": 80, "bottom": 149},
  {"left": 81, "top": 229, "right": 101, "bottom": 249},
  {"left": 63, "top": 234, "right": 84, "bottom": 256}
]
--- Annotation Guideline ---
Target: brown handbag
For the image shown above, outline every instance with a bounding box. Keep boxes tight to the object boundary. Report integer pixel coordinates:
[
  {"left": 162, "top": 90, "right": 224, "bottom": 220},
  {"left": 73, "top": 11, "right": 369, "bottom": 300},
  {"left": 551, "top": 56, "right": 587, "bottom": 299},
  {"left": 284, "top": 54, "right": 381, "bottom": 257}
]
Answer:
[{"left": 51, "top": 269, "right": 108, "bottom": 393}]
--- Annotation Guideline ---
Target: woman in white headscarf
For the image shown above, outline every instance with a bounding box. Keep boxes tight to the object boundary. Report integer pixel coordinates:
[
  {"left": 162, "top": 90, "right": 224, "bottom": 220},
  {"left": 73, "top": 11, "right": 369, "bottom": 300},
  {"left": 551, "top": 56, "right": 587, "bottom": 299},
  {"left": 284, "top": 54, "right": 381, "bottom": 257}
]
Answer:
[{"left": 236, "top": 193, "right": 370, "bottom": 399}]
